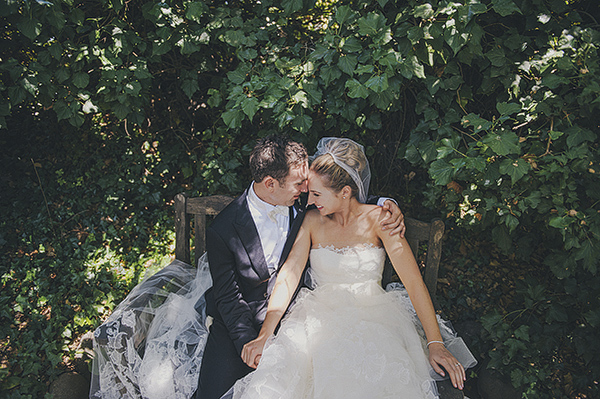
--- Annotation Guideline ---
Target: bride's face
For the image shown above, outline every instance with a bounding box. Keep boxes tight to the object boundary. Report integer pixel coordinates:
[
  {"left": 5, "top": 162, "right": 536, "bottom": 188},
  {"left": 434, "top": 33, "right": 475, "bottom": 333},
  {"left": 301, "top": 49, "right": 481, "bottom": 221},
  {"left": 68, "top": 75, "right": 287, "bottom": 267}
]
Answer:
[{"left": 307, "top": 171, "right": 343, "bottom": 215}]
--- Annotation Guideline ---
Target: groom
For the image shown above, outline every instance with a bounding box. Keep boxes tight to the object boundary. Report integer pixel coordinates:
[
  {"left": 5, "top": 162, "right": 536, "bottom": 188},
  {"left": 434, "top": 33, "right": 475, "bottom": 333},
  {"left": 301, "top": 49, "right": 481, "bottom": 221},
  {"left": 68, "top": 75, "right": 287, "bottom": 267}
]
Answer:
[{"left": 195, "top": 135, "right": 403, "bottom": 399}]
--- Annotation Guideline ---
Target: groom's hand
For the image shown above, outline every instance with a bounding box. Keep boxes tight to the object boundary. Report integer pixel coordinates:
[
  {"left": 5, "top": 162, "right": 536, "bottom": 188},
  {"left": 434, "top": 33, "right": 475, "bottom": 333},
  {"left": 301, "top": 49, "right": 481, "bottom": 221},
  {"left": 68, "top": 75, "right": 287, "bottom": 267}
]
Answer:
[
  {"left": 380, "top": 199, "right": 405, "bottom": 238},
  {"left": 241, "top": 337, "right": 266, "bottom": 369}
]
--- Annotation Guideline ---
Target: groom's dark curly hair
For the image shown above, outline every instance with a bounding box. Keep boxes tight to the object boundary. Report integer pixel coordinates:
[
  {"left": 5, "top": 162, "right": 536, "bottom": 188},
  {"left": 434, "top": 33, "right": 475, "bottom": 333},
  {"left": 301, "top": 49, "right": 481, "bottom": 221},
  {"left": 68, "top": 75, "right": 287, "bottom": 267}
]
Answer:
[{"left": 250, "top": 135, "right": 307, "bottom": 184}]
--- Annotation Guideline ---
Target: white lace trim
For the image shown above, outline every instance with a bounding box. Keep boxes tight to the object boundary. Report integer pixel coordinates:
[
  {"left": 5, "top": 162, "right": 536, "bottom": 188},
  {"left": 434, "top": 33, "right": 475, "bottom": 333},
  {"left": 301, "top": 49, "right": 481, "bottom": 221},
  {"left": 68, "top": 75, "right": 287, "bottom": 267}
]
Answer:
[{"left": 312, "top": 242, "right": 383, "bottom": 254}]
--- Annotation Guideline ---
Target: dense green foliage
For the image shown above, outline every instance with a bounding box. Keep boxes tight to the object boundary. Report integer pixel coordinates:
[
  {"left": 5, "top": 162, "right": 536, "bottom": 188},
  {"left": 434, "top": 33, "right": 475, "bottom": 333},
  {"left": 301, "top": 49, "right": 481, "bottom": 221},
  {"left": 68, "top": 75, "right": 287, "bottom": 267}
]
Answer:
[{"left": 1, "top": 0, "right": 598, "bottom": 397}]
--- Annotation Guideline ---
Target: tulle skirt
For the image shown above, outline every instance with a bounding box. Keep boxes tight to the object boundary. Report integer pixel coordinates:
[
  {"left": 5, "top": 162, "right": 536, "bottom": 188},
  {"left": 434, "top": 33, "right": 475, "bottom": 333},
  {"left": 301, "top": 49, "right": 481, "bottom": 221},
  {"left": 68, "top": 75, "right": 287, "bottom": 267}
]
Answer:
[{"left": 224, "top": 281, "right": 476, "bottom": 399}]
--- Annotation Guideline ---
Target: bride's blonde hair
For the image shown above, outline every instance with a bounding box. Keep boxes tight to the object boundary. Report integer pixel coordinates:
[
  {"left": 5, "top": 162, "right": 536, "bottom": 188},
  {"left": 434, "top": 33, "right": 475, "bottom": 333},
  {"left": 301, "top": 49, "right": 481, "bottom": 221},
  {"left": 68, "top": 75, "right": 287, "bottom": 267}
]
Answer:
[{"left": 311, "top": 139, "right": 367, "bottom": 200}]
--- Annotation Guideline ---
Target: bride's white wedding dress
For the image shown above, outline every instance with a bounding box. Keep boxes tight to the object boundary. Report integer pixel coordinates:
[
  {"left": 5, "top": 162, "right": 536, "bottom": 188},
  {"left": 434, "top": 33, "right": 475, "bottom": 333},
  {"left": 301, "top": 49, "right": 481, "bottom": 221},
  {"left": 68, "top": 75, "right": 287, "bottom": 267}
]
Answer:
[
  {"left": 91, "top": 246, "right": 475, "bottom": 399},
  {"left": 225, "top": 244, "right": 470, "bottom": 399}
]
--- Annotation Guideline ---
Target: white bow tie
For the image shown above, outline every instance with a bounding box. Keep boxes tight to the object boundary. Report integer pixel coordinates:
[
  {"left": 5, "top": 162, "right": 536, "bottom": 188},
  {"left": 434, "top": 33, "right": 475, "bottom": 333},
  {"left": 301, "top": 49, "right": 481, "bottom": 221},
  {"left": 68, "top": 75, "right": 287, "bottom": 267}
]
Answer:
[{"left": 268, "top": 206, "right": 288, "bottom": 223}]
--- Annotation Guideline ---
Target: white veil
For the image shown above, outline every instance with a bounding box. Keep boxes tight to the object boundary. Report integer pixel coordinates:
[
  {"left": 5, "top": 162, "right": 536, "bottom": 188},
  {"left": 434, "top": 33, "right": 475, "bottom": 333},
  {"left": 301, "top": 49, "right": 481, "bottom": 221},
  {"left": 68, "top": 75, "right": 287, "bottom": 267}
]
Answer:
[{"left": 90, "top": 255, "right": 212, "bottom": 399}]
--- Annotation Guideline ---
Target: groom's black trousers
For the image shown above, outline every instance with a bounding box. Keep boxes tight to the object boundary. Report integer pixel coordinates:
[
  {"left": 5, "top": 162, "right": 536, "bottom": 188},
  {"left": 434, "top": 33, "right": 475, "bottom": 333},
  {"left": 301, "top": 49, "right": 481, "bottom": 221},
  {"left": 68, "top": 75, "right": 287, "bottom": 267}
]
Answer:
[{"left": 195, "top": 318, "right": 254, "bottom": 399}]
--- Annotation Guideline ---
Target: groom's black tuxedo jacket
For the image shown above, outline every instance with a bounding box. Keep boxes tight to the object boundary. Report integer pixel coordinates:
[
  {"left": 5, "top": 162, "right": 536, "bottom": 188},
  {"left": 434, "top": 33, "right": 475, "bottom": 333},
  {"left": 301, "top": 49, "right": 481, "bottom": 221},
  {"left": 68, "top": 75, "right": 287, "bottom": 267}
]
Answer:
[{"left": 204, "top": 187, "right": 308, "bottom": 354}]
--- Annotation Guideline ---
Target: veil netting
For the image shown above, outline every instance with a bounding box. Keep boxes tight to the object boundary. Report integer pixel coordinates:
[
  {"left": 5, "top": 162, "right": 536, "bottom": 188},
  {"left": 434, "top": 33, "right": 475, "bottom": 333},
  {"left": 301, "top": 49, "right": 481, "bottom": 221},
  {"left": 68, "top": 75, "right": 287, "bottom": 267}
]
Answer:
[{"left": 90, "top": 254, "right": 212, "bottom": 399}]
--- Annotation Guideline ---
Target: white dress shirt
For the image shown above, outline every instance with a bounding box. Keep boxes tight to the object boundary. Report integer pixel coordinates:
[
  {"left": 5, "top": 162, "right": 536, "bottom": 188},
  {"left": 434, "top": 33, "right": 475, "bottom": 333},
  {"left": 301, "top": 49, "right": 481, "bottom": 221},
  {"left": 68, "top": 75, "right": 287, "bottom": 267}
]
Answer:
[{"left": 247, "top": 184, "right": 290, "bottom": 275}]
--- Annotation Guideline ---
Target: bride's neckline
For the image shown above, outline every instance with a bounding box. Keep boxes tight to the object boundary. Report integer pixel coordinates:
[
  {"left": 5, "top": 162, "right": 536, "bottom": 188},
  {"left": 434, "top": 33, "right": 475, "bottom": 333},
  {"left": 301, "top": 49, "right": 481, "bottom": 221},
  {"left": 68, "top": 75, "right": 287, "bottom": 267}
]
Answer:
[{"left": 311, "top": 243, "right": 384, "bottom": 255}]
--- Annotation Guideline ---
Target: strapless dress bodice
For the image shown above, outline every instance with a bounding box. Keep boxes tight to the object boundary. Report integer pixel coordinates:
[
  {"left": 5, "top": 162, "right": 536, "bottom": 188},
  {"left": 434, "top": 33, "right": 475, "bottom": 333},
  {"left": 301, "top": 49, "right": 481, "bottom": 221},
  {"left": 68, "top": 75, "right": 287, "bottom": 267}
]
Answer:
[{"left": 308, "top": 245, "right": 386, "bottom": 291}]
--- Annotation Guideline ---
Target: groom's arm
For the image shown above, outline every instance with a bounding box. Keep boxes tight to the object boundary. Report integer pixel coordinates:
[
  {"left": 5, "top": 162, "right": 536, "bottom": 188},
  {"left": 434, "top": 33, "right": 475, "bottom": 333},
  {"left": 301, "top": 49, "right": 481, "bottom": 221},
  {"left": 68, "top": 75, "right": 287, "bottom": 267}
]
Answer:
[
  {"left": 206, "top": 227, "right": 258, "bottom": 354},
  {"left": 367, "top": 195, "right": 405, "bottom": 237}
]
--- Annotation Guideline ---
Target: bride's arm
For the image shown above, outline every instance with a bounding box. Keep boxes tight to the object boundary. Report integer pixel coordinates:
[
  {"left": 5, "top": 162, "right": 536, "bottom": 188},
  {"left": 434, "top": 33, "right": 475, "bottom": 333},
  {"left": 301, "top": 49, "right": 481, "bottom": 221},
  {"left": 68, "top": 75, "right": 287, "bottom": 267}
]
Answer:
[
  {"left": 240, "top": 214, "right": 314, "bottom": 368},
  {"left": 375, "top": 210, "right": 466, "bottom": 390}
]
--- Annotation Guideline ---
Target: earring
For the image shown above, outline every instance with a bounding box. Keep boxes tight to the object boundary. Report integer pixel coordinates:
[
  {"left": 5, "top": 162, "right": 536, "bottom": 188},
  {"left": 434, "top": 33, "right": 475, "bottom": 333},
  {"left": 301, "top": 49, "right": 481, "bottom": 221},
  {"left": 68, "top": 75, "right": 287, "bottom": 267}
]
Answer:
[{"left": 343, "top": 196, "right": 346, "bottom": 199}]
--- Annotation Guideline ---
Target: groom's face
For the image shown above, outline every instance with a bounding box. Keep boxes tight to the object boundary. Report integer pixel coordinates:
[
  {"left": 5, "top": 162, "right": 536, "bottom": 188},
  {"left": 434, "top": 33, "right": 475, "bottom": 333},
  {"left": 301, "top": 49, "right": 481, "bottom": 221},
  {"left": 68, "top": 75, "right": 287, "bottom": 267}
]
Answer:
[{"left": 272, "top": 161, "right": 309, "bottom": 206}]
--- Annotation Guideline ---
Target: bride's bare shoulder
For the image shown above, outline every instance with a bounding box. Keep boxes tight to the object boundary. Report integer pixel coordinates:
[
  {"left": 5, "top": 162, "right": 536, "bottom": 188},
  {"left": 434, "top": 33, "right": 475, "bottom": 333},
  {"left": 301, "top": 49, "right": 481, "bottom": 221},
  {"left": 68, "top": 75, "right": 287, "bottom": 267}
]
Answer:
[
  {"left": 362, "top": 203, "right": 383, "bottom": 218},
  {"left": 362, "top": 204, "right": 389, "bottom": 227},
  {"left": 304, "top": 208, "right": 323, "bottom": 223}
]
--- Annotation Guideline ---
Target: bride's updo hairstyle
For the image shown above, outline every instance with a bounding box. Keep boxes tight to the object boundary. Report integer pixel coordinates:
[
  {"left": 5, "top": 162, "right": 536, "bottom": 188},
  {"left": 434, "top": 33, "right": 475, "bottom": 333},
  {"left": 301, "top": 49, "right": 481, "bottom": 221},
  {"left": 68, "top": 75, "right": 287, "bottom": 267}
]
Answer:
[{"left": 310, "top": 137, "right": 371, "bottom": 203}]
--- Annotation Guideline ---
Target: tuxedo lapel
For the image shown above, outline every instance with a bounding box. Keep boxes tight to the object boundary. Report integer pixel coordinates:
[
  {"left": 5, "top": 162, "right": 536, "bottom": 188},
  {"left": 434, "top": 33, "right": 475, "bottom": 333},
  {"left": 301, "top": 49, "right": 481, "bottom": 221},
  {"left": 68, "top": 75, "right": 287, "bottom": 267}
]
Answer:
[{"left": 233, "top": 193, "right": 271, "bottom": 282}]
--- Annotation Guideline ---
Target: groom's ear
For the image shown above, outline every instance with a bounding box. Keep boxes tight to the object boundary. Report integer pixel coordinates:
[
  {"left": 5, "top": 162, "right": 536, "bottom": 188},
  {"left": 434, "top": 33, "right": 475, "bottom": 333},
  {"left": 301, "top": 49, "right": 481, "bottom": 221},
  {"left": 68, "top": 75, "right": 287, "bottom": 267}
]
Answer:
[{"left": 263, "top": 176, "right": 276, "bottom": 191}]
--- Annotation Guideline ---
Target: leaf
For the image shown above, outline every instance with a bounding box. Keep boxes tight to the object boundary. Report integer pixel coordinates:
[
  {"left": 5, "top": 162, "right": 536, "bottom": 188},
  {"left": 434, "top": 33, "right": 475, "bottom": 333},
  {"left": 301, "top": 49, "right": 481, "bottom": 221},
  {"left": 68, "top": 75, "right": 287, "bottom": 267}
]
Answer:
[
  {"left": 483, "top": 130, "right": 520, "bottom": 156},
  {"left": 336, "top": 5, "right": 355, "bottom": 26},
  {"left": 492, "top": 0, "right": 522, "bottom": 17},
  {"left": 355, "top": 64, "right": 375, "bottom": 75},
  {"left": 370, "top": 90, "right": 394, "bottom": 110},
  {"left": 486, "top": 47, "right": 506, "bottom": 67},
  {"left": 496, "top": 102, "right": 521, "bottom": 116},
  {"left": 364, "top": 74, "right": 389, "bottom": 93},
  {"left": 222, "top": 30, "right": 245, "bottom": 47},
  {"left": 414, "top": 4, "right": 434, "bottom": 19},
  {"left": 337, "top": 55, "right": 357, "bottom": 76},
  {"left": 541, "top": 74, "right": 568, "bottom": 89},
  {"left": 500, "top": 158, "right": 529, "bottom": 184},
  {"left": 345, "top": 79, "right": 369, "bottom": 99},
  {"left": 227, "top": 69, "right": 247, "bottom": 85},
  {"left": 544, "top": 251, "right": 575, "bottom": 279},
  {"left": 54, "top": 100, "right": 72, "bottom": 121},
  {"left": 584, "top": 310, "right": 600, "bottom": 328},
  {"left": 402, "top": 56, "right": 425, "bottom": 79},
  {"left": 281, "top": 0, "right": 303, "bottom": 15},
  {"left": 310, "top": 44, "right": 332, "bottom": 61},
  {"left": 222, "top": 109, "right": 244, "bottom": 129},
  {"left": 292, "top": 114, "right": 312, "bottom": 133},
  {"left": 181, "top": 79, "right": 199, "bottom": 98},
  {"left": 180, "top": 38, "right": 201, "bottom": 55},
  {"left": 292, "top": 90, "right": 309, "bottom": 108},
  {"left": 320, "top": 65, "right": 342, "bottom": 85},
  {"left": 73, "top": 73, "right": 90, "bottom": 89},
  {"left": 152, "top": 40, "right": 171, "bottom": 56},
  {"left": 437, "top": 138, "right": 457, "bottom": 159},
  {"left": 18, "top": 18, "right": 42, "bottom": 40},
  {"left": 457, "top": 3, "right": 488, "bottom": 23},
  {"left": 462, "top": 113, "right": 492, "bottom": 133},
  {"left": 113, "top": 102, "right": 129, "bottom": 119},
  {"left": 241, "top": 97, "right": 259, "bottom": 121},
  {"left": 445, "top": 26, "right": 469, "bottom": 55},
  {"left": 185, "top": 1, "right": 208, "bottom": 22},
  {"left": 514, "top": 325, "right": 530, "bottom": 341},
  {"left": 365, "top": 113, "right": 382, "bottom": 130},
  {"left": 575, "top": 239, "right": 597, "bottom": 274},
  {"left": 207, "top": 88, "right": 222, "bottom": 108},
  {"left": 342, "top": 37, "right": 363, "bottom": 53},
  {"left": 566, "top": 126, "right": 596, "bottom": 148},
  {"left": 358, "top": 13, "right": 385, "bottom": 37},
  {"left": 304, "top": 85, "right": 323, "bottom": 105},
  {"left": 407, "top": 26, "right": 424, "bottom": 45},
  {"left": 548, "top": 216, "right": 572, "bottom": 229},
  {"left": 503, "top": 213, "right": 519, "bottom": 232},
  {"left": 429, "top": 159, "right": 454, "bottom": 185}
]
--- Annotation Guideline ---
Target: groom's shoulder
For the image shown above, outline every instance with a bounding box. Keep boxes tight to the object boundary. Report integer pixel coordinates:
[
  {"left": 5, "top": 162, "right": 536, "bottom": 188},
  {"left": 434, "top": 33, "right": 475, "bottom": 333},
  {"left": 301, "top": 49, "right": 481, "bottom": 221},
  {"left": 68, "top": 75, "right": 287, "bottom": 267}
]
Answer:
[{"left": 210, "top": 192, "right": 247, "bottom": 229}]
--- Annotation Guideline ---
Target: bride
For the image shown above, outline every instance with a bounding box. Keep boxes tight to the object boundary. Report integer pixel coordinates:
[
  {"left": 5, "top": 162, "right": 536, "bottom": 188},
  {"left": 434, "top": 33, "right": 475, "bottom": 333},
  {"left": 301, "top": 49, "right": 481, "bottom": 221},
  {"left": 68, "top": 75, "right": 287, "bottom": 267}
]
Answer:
[{"left": 226, "top": 137, "right": 471, "bottom": 399}]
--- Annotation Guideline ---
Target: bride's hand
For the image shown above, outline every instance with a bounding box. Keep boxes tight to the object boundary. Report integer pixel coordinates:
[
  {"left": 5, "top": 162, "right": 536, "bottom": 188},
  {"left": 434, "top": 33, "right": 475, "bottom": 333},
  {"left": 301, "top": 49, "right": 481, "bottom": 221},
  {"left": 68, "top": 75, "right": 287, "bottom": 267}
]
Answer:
[
  {"left": 428, "top": 343, "right": 466, "bottom": 390},
  {"left": 241, "top": 336, "right": 267, "bottom": 369}
]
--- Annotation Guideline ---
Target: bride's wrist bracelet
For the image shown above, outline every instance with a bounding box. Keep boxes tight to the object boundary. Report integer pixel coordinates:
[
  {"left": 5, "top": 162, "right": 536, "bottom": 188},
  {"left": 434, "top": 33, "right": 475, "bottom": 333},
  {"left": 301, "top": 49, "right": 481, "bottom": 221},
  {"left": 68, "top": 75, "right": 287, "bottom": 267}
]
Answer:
[{"left": 426, "top": 340, "right": 445, "bottom": 347}]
